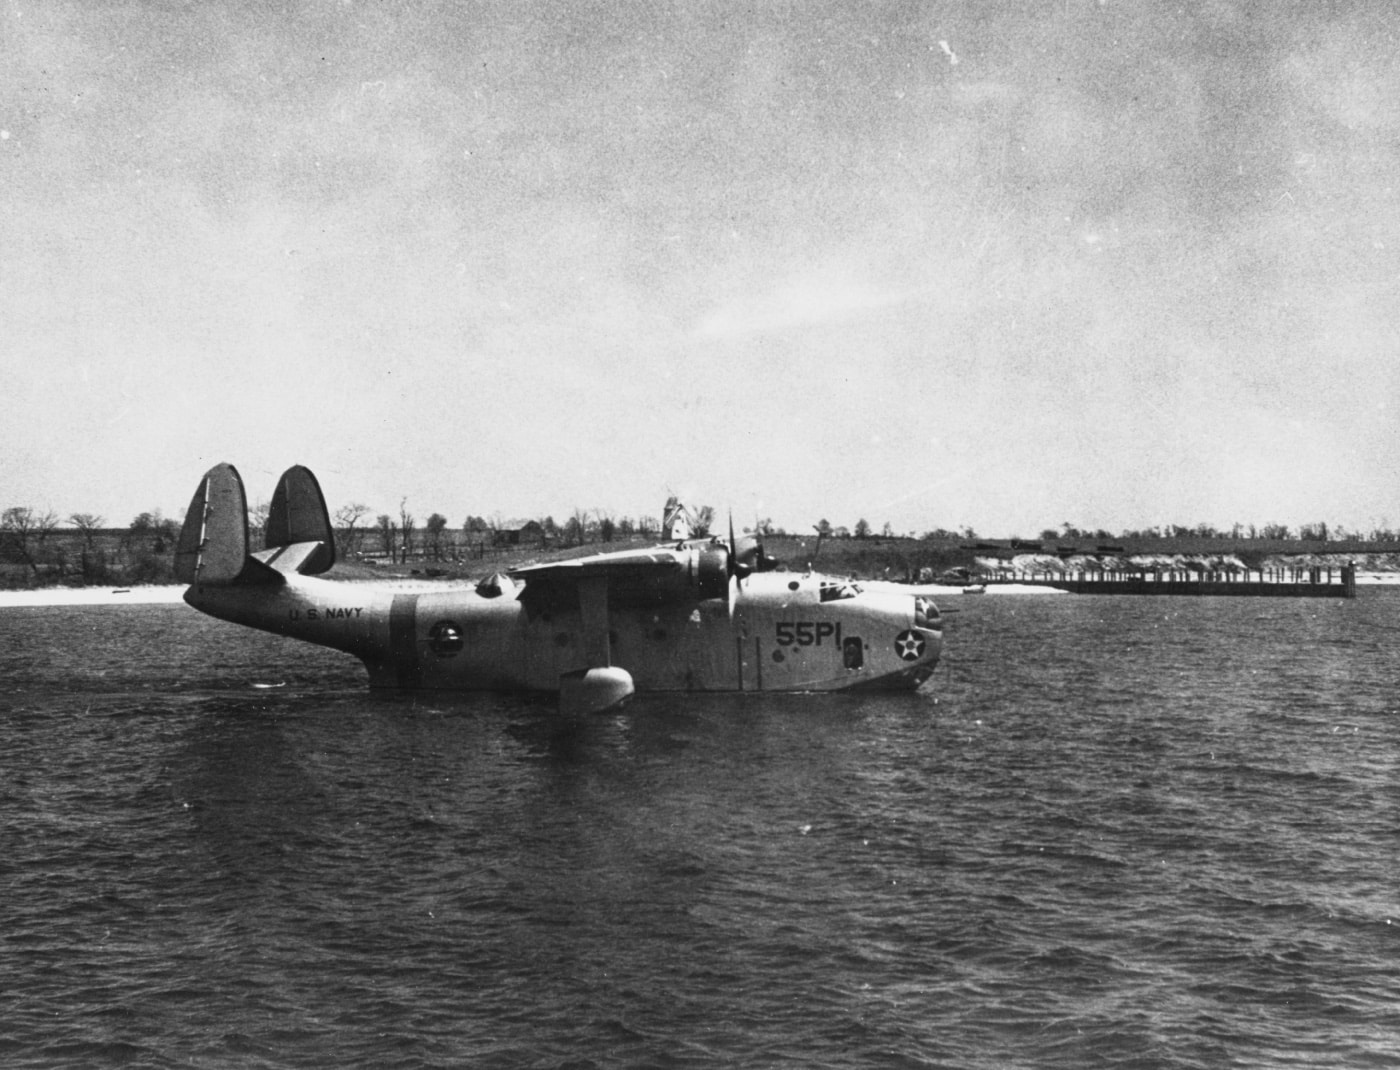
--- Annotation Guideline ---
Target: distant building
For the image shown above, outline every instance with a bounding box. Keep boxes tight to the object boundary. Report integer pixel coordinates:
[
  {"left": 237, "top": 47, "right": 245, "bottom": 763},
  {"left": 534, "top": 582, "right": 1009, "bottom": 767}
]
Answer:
[
  {"left": 493, "top": 520, "right": 546, "bottom": 547},
  {"left": 663, "top": 497, "right": 694, "bottom": 541}
]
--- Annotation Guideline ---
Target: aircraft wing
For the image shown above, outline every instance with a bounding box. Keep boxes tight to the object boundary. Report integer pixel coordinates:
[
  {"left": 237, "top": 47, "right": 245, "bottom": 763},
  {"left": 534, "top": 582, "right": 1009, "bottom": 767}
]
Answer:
[
  {"left": 508, "top": 547, "right": 725, "bottom": 684},
  {"left": 509, "top": 545, "right": 728, "bottom": 611},
  {"left": 511, "top": 550, "right": 685, "bottom": 583}
]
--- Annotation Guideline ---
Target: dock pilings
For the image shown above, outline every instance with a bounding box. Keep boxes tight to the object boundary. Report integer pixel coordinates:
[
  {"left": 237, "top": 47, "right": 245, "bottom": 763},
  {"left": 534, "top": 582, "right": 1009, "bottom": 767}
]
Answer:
[{"left": 981, "top": 563, "right": 1356, "bottom": 598}]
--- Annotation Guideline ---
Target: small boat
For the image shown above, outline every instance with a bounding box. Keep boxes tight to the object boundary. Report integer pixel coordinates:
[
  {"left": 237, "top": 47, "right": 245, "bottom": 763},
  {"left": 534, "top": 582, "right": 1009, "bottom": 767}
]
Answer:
[{"left": 961, "top": 584, "right": 987, "bottom": 595}]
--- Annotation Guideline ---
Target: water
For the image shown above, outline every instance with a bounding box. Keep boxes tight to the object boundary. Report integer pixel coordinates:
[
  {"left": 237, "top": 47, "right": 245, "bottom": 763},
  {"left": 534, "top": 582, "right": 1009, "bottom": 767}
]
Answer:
[{"left": 3, "top": 593, "right": 1400, "bottom": 1068}]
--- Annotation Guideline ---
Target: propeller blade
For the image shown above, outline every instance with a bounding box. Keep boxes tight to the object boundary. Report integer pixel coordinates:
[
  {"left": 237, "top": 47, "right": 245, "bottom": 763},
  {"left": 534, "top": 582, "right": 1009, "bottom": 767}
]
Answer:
[
  {"left": 727, "top": 512, "right": 743, "bottom": 586},
  {"left": 752, "top": 518, "right": 777, "bottom": 572},
  {"left": 728, "top": 513, "right": 779, "bottom": 579}
]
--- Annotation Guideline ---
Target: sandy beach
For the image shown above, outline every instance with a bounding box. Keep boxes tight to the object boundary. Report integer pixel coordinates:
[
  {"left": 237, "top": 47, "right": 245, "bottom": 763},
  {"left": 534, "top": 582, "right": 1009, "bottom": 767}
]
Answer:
[{"left": 0, "top": 586, "right": 189, "bottom": 608}]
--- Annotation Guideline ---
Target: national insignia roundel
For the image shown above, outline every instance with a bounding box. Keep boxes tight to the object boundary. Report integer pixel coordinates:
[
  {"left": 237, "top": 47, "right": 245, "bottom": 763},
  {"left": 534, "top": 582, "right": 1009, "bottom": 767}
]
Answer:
[{"left": 894, "top": 630, "right": 925, "bottom": 661}]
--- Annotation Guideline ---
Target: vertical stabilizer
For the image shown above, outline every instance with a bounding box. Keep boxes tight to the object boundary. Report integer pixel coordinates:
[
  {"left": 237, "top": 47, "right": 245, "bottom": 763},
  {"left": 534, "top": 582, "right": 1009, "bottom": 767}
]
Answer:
[
  {"left": 175, "top": 463, "right": 256, "bottom": 584},
  {"left": 266, "top": 464, "right": 335, "bottom": 574}
]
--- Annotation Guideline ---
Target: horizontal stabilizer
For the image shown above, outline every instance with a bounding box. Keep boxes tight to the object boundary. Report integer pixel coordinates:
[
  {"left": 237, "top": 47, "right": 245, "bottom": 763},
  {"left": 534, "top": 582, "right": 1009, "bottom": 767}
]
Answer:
[
  {"left": 175, "top": 463, "right": 283, "bottom": 587},
  {"left": 265, "top": 465, "right": 335, "bottom": 574},
  {"left": 253, "top": 541, "right": 333, "bottom": 576}
]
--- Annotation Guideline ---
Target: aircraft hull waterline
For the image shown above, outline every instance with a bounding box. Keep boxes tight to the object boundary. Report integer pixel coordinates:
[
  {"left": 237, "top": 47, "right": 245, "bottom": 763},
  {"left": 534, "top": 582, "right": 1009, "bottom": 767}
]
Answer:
[{"left": 184, "top": 572, "right": 943, "bottom": 695}]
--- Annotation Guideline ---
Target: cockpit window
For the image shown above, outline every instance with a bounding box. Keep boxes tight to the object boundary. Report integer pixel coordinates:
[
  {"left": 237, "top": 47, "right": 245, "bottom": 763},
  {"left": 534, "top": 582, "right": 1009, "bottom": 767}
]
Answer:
[{"left": 819, "top": 581, "right": 862, "bottom": 602}]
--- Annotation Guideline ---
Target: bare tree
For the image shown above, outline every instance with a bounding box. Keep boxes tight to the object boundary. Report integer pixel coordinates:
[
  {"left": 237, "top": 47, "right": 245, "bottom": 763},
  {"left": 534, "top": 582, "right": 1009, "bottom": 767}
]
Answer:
[
  {"left": 249, "top": 500, "right": 271, "bottom": 548},
  {"left": 594, "top": 509, "right": 616, "bottom": 544},
  {"left": 335, "top": 503, "right": 371, "bottom": 557},
  {"left": 69, "top": 512, "right": 105, "bottom": 550},
  {"left": 153, "top": 511, "right": 179, "bottom": 553},
  {"left": 2, "top": 506, "right": 59, "bottom": 574},
  {"left": 376, "top": 513, "right": 395, "bottom": 563},
  {"left": 398, "top": 498, "right": 415, "bottom": 561},
  {"left": 68, "top": 511, "right": 107, "bottom": 581},
  {"left": 691, "top": 505, "right": 715, "bottom": 537},
  {"left": 127, "top": 511, "right": 154, "bottom": 552},
  {"left": 462, "top": 515, "right": 488, "bottom": 559},
  {"left": 426, "top": 513, "right": 448, "bottom": 560}
]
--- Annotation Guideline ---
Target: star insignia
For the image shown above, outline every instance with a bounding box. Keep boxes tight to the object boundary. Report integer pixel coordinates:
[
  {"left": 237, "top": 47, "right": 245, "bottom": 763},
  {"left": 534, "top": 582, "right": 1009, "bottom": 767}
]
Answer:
[{"left": 895, "top": 630, "right": 925, "bottom": 661}]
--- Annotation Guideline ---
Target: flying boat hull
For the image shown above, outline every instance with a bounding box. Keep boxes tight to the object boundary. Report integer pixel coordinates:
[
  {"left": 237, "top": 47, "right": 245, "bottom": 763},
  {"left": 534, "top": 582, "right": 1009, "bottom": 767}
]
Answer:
[{"left": 177, "top": 464, "right": 943, "bottom": 711}]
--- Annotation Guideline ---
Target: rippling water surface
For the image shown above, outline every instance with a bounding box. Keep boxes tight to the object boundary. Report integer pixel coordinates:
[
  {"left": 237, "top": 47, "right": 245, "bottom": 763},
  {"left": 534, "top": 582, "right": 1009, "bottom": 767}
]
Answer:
[{"left": 3, "top": 593, "right": 1400, "bottom": 1068}]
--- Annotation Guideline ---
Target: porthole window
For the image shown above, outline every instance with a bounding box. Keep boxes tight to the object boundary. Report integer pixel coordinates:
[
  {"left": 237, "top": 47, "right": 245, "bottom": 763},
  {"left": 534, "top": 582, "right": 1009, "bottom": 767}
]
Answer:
[{"left": 428, "top": 620, "right": 464, "bottom": 657}]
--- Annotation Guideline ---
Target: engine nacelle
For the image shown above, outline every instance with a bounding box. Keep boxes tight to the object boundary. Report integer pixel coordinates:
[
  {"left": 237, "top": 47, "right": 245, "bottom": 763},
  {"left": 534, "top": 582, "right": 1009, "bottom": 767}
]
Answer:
[
  {"left": 689, "top": 546, "right": 730, "bottom": 601},
  {"left": 605, "top": 545, "right": 729, "bottom": 606}
]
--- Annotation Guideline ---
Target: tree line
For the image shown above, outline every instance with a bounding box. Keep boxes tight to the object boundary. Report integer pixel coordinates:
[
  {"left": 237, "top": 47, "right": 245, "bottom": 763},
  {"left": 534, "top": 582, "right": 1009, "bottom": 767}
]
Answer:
[
  {"left": 329, "top": 501, "right": 683, "bottom": 564},
  {"left": 0, "top": 507, "right": 180, "bottom": 584},
  {"left": 6, "top": 501, "right": 1400, "bottom": 587}
]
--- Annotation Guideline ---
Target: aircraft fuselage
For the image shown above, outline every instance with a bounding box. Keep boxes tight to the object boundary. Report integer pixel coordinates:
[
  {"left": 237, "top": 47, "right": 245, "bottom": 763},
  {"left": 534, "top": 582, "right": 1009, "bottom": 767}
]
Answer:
[
  {"left": 176, "top": 462, "right": 943, "bottom": 707},
  {"left": 185, "top": 571, "right": 942, "bottom": 694}
]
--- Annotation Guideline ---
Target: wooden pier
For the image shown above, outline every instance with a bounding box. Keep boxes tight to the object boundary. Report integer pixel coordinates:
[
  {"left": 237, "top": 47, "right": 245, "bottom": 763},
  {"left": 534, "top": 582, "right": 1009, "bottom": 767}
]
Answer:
[{"left": 981, "top": 563, "right": 1356, "bottom": 598}]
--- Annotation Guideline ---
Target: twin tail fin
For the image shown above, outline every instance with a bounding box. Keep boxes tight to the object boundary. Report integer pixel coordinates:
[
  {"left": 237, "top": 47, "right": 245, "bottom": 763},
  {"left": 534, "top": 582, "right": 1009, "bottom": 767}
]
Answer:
[{"left": 175, "top": 463, "right": 335, "bottom": 585}]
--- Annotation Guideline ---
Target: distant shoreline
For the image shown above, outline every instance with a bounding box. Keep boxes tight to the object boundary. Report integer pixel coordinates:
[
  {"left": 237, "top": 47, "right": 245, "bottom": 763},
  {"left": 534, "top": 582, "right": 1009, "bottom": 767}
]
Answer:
[
  {"left": 0, "top": 586, "right": 189, "bottom": 608},
  {"left": 2, "top": 573, "right": 1399, "bottom": 611}
]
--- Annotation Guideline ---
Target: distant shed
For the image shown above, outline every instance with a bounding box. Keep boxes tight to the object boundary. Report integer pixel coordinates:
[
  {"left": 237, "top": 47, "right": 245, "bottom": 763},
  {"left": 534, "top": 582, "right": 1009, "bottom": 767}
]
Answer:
[{"left": 493, "top": 520, "right": 546, "bottom": 547}]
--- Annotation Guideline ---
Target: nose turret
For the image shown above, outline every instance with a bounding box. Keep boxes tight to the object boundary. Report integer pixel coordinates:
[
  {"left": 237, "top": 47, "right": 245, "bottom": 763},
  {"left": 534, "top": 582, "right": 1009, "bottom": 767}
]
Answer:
[
  {"left": 899, "top": 594, "right": 944, "bottom": 687},
  {"left": 914, "top": 596, "right": 941, "bottom": 631}
]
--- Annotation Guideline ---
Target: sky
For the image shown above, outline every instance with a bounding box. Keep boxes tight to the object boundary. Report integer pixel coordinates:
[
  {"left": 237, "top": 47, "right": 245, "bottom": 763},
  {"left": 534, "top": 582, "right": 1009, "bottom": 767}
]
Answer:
[{"left": 4, "top": 0, "right": 1399, "bottom": 538}]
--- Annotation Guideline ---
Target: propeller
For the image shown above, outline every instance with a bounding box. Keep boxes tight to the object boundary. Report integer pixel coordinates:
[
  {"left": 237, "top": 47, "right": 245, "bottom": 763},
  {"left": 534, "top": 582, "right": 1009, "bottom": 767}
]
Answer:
[
  {"left": 727, "top": 514, "right": 777, "bottom": 585},
  {"left": 727, "top": 514, "right": 747, "bottom": 587}
]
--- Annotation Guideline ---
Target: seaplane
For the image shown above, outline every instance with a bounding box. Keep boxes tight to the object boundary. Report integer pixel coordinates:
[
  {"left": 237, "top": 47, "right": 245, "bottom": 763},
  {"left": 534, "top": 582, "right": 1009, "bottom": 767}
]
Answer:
[{"left": 175, "top": 464, "right": 944, "bottom": 713}]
